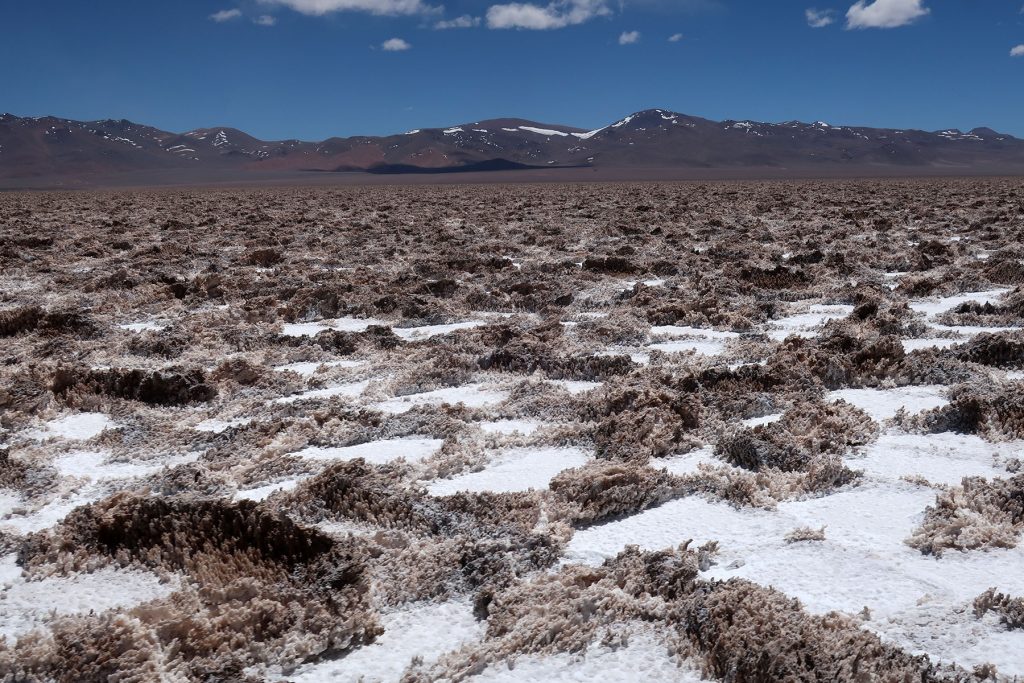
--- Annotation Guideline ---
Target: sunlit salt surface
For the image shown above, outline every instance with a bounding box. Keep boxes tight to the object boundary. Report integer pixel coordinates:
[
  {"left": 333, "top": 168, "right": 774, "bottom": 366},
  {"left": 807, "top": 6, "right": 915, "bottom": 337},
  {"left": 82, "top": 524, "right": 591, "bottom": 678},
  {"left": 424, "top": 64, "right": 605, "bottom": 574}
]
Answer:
[
  {"left": 827, "top": 385, "right": 949, "bottom": 421},
  {"left": 194, "top": 416, "right": 253, "bottom": 433},
  {"left": 280, "top": 316, "right": 386, "bottom": 337},
  {"left": 741, "top": 413, "right": 784, "bottom": 428},
  {"left": 766, "top": 305, "right": 854, "bottom": 341},
  {"left": 426, "top": 447, "right": 589, "bottom": 495},
  {"left": 273, "top": 359, "right": 364, "bottom": 376},
  {"left": 548, "top": 379, "right": 603, "bottom": 395},
  {"left": 648, "top": 339, "right": 729, "bottom": 356},
  {"left": 118, "top": 321, "right": 167, "bottom": 333},
  {"left": 234, "top": 476, "right": 309, "bottom": 502},
  {"left": 392, "top": 321, "right": 485, "bottom": 340},
  {"left": 852, "top": 432, "right": 1014, "bottom": 486},
  {"left": 566, "top": 432, "right": 1024, "bottom": 675},
  {"left": 293, "top": 437, "right": 444, "bottom": 465},
  {"left": 1, "top": 489, "right": 108, "bottom": 534},
  {"left": 474, "top": 628, "right": 703, "bottom": 682},
  {"left": 658, "top": 445, "right": 720, "bottom": 477},
  {"left": 275, "top": 380, "right": 370, "bottom": 404},
  {"left": 621, "top": 278, "right": 668, "bottom": 291},
  {"left": 648, "top": 325, "right": 738, "bottom": 356},
  {"left": 54, "top": 450, "right": 199, "bottom": 481},
  {"left": 901, "top": 338, "right": 961, "bottom": 353},
  {"left": 273, "top": 599, "right": 484, "bottom": 683},
  {"left": 29, "top": 413, "right": 113, "bottom": 441},
  {"left": 649, "top": 325, "right": 740, "bottom": 340},
  {"left": 371, "top": 384, "right": 508, "bottom": 414},
  {"left": 910, "top": 289, "right": 1011, "bottom": 319},
  {"left": 0, "top": 554, "right": 178, "bottom": 640},
  {"left": 929, "top": 323, "right": 1020, "bottom": 336},
  {"left": 478, "top": 419, "right": 545, "bottom": 435},
  {"left": 0, "top": 491, "right": 20, "bottom": 518}
]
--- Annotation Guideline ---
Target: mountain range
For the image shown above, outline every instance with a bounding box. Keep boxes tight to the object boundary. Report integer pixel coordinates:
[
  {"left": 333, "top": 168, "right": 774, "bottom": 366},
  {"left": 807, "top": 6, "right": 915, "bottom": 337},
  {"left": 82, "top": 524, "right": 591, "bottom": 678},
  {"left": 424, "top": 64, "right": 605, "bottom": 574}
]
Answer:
[{"left": 3, "top": 109, "right": 1024, "bottom": 187}]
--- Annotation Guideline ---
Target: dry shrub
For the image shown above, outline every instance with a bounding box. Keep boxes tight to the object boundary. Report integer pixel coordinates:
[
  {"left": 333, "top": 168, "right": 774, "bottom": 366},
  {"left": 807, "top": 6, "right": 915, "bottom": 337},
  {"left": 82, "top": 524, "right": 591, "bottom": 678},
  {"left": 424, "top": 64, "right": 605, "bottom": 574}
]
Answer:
[
  {"left": 973, "top": 588, "right": 1024, "bottom": 630},
  {"left": 51, "top": 366, "right": 216, "bottom": 406},
  {"left": 550, "top": 462, "right": 687, "bottom": 526},
  {"left": 907, "top": 474, "right": 1024, "bottom": 555}
]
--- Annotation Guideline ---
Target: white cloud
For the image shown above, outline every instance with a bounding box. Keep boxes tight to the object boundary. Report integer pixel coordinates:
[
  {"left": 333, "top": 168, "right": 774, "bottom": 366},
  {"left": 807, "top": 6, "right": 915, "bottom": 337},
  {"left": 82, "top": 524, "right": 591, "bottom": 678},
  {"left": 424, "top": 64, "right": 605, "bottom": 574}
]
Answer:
[
  {"left": 381, "top": 37, "right": 412, "bottom": 50},
  {"left": 618, "top": 30, "right": 640, "bottom": 44},
  {"left": 254, "top": 14, "right": 278, "bottom": 25},
  {"left": 262, "top": 0, "right": 438, "bottom": 17},
  {"left": 668, "top": 32, "right": 683, "bottom": 42},
  {"left": 805, "top": 8, "right": 835, "bottom": 28},
  {"left": 434, "top": 14, "right": 481, "bottom": 28},
  {"left": 210, "top": 8, "right": 242, "bottom": 22},
  {"left": 486, "top": 0, "right": 612, "bottom": 30},
  {"left": 1012, "top": 44, "right": 1024, "bottom": 57},
  {"left": 846, "top": 0, "right": 929, "bottom": 29}
]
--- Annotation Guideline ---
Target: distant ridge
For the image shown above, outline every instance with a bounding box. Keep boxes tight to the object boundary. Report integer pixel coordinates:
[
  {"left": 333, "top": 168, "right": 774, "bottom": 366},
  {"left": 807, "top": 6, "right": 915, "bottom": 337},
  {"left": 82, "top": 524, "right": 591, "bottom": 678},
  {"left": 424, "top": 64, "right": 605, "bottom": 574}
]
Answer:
[{"left": 3, "top": 109, "right": 1024, "bottom": 186}]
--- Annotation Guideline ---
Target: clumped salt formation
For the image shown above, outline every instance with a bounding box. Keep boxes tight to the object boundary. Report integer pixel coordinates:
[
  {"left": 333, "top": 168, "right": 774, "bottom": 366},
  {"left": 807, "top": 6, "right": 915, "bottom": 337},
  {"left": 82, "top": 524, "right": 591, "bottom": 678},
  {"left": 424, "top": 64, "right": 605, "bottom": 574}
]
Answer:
[
  {"left": 7, "top": 494, "right": 380, "bottom": 680},
  {"left": 407, "top": 545, "right": 956, "bottom": 682},
  {"left": 1, "top": 180, "right": 1024, "bottom": 678},
  {"left": 907, "top": 474, "right": 1024, "bottom": 555},
  {"left": 974, "top": 588, "right": 1024, "bottom": 630}
]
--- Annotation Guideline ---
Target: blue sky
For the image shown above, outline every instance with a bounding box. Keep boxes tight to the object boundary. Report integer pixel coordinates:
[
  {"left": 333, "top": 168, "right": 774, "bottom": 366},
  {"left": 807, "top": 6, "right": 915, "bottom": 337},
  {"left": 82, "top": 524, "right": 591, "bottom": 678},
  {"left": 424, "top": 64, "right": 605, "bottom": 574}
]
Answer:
[{"left": 3, "top": 0, "right": 1023, "bottom": 139}]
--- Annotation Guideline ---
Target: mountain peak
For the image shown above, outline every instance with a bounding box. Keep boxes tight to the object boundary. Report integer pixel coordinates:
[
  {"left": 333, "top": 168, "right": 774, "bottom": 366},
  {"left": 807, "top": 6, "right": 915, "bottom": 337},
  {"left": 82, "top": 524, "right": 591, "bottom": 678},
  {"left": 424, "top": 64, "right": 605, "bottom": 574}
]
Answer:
[{"left": 2, "top": 109, "right": 1023, "bottom": 186}]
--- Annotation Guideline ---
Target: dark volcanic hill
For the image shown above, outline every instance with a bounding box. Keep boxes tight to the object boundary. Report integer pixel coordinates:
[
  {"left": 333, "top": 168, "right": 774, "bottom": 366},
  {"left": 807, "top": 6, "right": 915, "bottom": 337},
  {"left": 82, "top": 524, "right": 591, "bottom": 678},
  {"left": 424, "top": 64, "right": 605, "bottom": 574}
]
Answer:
[{"left": 2, "top": 109, "right": 1024, "bottom": 186}]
